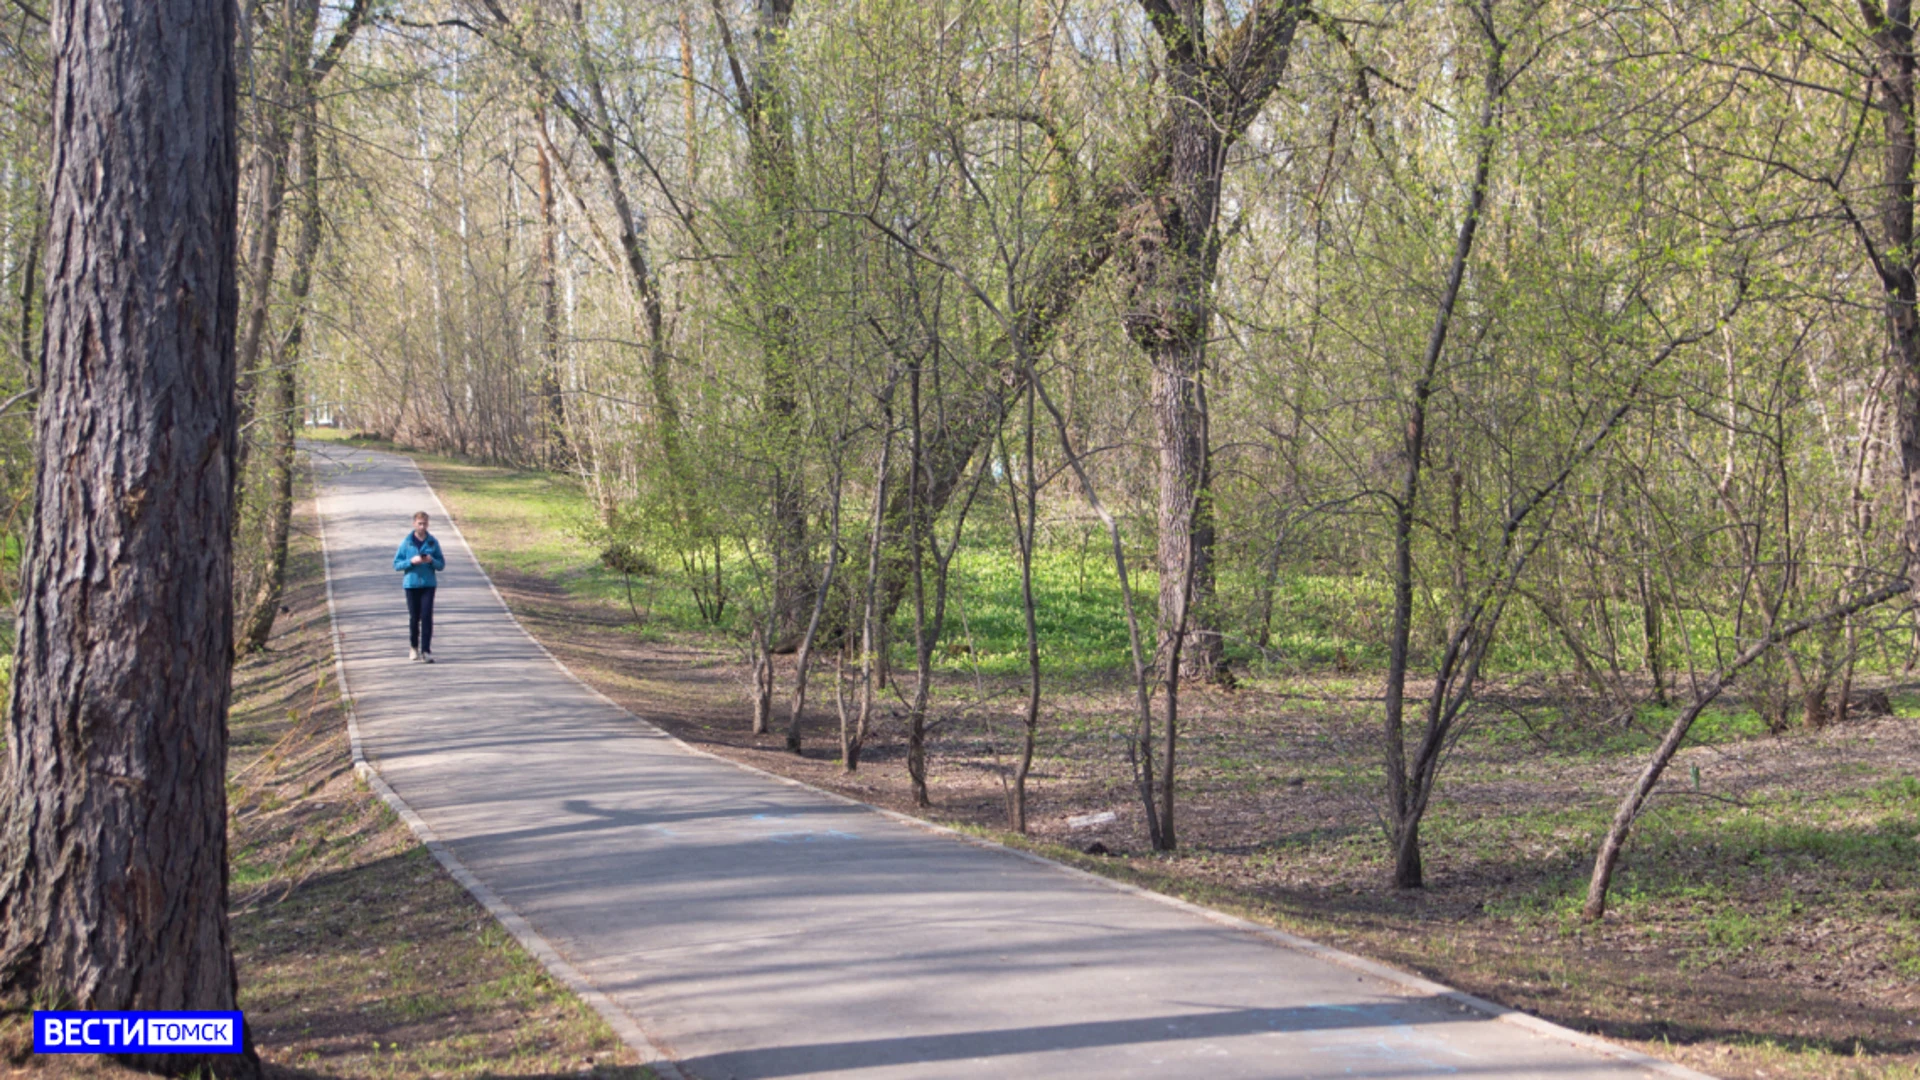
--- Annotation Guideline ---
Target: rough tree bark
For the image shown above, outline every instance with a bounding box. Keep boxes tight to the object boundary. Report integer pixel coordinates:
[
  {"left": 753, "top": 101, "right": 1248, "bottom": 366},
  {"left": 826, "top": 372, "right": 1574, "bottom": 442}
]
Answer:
[
  {"left": 1126, "top": 0, "right": 1242, "bottom": 684},
  {"left": 0, "top": 1, "right": 246, "bottom": 1072},
  {"left": 1857, "top": 2, "right": 1920, "bottom": 598}
]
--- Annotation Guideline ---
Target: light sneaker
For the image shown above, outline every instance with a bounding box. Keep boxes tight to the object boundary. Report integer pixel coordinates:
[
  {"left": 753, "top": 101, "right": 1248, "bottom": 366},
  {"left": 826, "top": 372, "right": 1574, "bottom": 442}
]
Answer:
[
  {"left": 409, "top": 647, "right": 420, "bottom": 662},
  {"left": 421, "top": 651, "right": 435, "bottom": 664}
]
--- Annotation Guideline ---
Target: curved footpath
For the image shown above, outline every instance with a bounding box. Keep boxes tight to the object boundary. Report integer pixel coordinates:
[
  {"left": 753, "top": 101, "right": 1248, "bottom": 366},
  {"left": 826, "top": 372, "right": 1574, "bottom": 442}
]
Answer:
[{"left": 309, "top": 443, "right": 1712, "bottom": 1080}]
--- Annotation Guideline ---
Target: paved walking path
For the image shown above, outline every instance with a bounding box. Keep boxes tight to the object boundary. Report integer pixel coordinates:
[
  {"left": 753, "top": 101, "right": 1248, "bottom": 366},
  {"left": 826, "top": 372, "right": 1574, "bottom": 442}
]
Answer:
[{"left": 309, "top": 443, "right": 1707, "bottom": 1080}]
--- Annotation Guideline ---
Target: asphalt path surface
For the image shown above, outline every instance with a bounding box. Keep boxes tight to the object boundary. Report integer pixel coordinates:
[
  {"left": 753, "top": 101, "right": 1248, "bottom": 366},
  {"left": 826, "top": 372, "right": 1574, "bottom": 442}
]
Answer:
[{"left": 309, "top": 442, "right": 1707, "bottom": 1080}]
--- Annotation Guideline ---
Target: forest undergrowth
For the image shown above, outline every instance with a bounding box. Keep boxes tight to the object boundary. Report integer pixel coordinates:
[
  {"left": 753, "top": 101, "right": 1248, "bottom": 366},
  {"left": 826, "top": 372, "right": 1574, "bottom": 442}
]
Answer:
[{"left": 406, "top": 441, "right": 1920, "bottom": 1080}]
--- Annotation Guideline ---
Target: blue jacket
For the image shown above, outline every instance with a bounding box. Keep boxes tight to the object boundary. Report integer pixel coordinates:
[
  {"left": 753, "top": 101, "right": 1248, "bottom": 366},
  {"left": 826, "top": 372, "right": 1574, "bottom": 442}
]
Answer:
[{"left": 394, "top": 531, "right": 446, "bottom": 589}]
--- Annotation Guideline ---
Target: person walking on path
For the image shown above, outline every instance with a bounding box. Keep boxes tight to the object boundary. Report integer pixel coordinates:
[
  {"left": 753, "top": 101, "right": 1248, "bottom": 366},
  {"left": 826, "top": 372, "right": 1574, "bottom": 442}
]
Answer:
[{"left": 395, "top": 511, "right": 445, "bottom": 662}]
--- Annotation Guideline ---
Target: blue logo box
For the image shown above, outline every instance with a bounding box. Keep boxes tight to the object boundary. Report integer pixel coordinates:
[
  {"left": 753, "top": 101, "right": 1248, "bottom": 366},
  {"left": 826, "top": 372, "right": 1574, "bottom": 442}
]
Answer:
[{"left": 34, "top": 1011, "right": 244, "bottom": 1054}]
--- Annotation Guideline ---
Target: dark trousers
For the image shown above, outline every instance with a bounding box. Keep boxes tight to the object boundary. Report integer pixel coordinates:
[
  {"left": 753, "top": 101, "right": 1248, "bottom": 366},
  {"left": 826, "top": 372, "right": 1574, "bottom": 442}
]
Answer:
[{"left": 406, "top": 586, "right": 436, "bottom": 652}]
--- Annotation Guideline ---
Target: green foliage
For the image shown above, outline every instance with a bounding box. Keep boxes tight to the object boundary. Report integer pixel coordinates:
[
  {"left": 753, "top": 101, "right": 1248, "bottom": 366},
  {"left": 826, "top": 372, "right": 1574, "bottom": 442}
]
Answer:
[
  {"left": 933, "top": 519, "right": 1147, "bottom": 675},
  {"left": 417, "top": 460, "right": 759, "bottom": 635}
]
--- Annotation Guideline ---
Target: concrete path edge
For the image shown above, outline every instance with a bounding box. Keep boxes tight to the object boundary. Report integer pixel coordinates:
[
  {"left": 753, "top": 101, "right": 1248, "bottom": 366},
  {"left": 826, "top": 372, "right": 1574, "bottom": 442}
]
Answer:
[
  {"left": 310, "top": 450, "right": 689, "bottom": 1080},
  {"left": 308, "top": 447, "right": 1718, "bottom": 1080}
]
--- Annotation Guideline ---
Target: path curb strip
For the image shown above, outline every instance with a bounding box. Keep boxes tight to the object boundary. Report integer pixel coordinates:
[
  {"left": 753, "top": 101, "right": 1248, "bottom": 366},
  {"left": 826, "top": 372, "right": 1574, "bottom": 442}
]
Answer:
[
  {"left": 314, "top": 444, "right": 1719, "bottom": 1080},
  {"left": 309, "top": 447, "right": 688, "bottom": 1080}
]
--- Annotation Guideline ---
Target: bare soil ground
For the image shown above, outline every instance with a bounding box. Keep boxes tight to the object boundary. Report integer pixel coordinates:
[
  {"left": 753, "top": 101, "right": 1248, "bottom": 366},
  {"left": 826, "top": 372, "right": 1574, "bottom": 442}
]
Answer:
[
  {"left": 418, "top": 454, "right": 1920, "bottom": 1080},
  {"left": 2, "top": 482, "right": 652, "bottom": 1080}
]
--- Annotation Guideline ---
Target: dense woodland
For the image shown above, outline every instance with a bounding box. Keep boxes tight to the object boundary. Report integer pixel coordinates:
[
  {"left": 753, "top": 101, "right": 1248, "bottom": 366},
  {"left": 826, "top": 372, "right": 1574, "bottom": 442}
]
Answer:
[{"left": 4, "top": 0, "right": 1920, "bottom": 920}]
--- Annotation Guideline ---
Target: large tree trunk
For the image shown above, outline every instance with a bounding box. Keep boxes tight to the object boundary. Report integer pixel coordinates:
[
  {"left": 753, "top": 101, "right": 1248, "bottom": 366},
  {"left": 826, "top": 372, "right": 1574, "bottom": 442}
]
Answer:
[
  {"left": 1862, "top": 3, "right": 1920, "bottom": 597},
  {"left": 1126, "top": 1, "right": 1228, "bottom": 685},
  {"left": 0, "top": 0, "right": 244, "bottom": 1070}
]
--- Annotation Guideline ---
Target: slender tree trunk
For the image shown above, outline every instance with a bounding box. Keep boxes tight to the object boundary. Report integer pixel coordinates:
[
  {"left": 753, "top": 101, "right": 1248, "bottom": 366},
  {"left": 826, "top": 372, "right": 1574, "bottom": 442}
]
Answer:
[
  {"left": 236, "top": 79, "right": 319, "bottom": 655},
  {"left": 1836, "top": 617, "right": 1857, "bottom": 726},
  {"left": 1159, "top": 476, "right": 1197, "bottom": 851},
  {"left": 1006, "top": 389, "right": 1041, "bottom": 832},
  {"left": 1584, "top": 579, "right": 1909, "bottom": 919},
  {"left": 534, "top": 106, "right": 569, "bottom": 467},
  {"left": 1384, "top": 2, "right": 1503, "bottom": 889},
  {"left": 907, "top": 357, "right": 934, "bottom": 804},
  {"left": 750, "top": 620, "right": 774, "bottom": 735},
  {"left": 1254, "top": 511, "right": 1291, "bottom": 651},
  {"left": 679, "top": 5, "right": 698, "bottom": 192},
  {"left": 13, "top": 195, "right": 39, "bottom": 388},
  {"left": 788, "top": 458, "right": 845, "bottom": 753},
  {"left": 234, "top": 9, "right": 293, "bottom": 464},
  {"left": 1639, "top": 565, "right": 1667, "bottom": 706},
  {"left": 905, "top": 368, "right": 991, "bottom": 806},
  {"left": 0, "top": 1, "right": 246, "bottom": 1069},
  {"left": 1033, "top": 370, "right": 1165, "bottom": 848},
  {"left": 846, "top": 402, "right": 894, "bottom": 771}
]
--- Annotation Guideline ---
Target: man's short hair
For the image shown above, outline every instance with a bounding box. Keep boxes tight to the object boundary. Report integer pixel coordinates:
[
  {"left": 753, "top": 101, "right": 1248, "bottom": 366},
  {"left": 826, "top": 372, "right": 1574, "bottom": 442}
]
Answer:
[{"left": 413, "top": 511, "right": 430, "bottom": 523}]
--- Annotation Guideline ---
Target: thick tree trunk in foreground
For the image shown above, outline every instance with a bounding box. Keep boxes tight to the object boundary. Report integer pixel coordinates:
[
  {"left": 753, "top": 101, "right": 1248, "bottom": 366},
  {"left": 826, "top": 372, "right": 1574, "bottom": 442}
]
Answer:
[
  {"left": 0, "top": 0, "right": 243, "bottom": 1065},
  {"left": 1150, "top": 346, "right": 1219, "bottom": 683}
]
